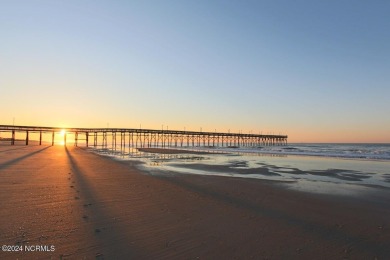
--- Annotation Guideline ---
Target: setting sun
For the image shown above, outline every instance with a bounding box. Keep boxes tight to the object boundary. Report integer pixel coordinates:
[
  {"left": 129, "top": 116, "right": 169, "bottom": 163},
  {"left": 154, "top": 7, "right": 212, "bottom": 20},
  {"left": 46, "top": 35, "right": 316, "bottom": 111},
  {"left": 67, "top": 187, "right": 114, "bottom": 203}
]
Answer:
[{"left": 59, "top": 129, "right": 66, "bottom": 145}]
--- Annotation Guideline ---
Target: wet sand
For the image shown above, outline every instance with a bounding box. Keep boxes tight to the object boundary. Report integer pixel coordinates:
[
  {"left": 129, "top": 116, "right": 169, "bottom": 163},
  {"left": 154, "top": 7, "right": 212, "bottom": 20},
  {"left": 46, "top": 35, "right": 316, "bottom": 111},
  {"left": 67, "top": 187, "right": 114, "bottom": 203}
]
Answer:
[
  {"left": 138, "top": 147, "right": 218, "bottom": 154},
  {"left": 1, "top": 144, "right": 390, "bottom": 259}
]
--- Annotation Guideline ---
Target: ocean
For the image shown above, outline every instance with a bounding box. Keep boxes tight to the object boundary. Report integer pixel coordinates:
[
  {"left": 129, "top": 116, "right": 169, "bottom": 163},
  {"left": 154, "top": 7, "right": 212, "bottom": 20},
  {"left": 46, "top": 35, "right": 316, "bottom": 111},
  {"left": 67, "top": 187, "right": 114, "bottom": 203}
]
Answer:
[{"left": 206, "top": 143, "right": 390, "bottom": 160}]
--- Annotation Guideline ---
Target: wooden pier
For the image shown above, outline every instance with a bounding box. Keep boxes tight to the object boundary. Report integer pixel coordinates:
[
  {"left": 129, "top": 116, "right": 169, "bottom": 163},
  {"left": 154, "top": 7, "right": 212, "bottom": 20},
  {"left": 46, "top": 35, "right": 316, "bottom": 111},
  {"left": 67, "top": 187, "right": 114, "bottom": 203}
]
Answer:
[{"left": 0, "top": 125, "right": 288, "bottom": 148}]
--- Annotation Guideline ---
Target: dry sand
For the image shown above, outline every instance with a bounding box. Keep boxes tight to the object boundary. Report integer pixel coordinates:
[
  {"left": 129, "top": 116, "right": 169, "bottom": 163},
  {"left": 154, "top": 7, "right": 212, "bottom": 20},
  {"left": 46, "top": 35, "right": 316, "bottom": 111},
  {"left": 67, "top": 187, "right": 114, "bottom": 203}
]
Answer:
[{"left": 0, "top": 144, "right": 390, "bottom": 259}]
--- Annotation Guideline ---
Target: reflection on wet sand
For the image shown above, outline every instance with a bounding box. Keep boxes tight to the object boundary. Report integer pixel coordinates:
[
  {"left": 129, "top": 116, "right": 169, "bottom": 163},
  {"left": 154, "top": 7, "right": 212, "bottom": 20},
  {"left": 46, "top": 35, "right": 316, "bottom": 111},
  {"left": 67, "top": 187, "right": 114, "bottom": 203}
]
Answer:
[{"left": 91, "top": 147, "right": 390, "bottom": 196}]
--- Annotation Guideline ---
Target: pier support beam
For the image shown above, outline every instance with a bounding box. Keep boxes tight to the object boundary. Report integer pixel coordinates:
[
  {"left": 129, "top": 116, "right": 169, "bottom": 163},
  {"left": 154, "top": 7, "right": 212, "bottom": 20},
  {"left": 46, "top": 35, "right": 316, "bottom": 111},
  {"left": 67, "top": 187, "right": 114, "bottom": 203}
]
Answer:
[
  {"left": 11, "top": 130, "right": 15, "bottom": 145},
  {"left": 26, "top": 131, "right": 29, "bottom": 145},
  {"left": 94, "top": 132, "right": 97, "bottom": 147},
  {"left": 103, "top": 132, "right": 107, "bottom": 149}
]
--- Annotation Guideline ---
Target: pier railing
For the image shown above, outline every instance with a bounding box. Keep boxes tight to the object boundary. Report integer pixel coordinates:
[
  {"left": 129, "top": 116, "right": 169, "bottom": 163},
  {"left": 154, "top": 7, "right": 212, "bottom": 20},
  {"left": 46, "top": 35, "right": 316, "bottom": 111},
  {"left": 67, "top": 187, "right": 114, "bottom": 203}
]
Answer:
[{"left": 0, "top": 125, "right": 288, "bottom": 148}]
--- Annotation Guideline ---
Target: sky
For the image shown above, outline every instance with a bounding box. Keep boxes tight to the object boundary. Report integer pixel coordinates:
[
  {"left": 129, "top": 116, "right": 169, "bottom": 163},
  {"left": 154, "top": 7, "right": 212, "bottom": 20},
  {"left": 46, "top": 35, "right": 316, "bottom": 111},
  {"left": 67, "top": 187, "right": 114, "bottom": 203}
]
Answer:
[{"left": 1, "top": 0, "right": 389, "bottom": 143}]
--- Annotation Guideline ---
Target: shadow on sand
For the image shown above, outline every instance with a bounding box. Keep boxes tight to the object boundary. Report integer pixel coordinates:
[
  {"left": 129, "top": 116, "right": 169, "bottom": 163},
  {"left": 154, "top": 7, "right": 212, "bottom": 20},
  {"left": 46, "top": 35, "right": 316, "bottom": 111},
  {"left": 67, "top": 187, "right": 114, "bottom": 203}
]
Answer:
[
  {"left": 0, "top": 146, "right": 51, "bottom": 170},
  {"left": 64, "top": 147, "right": 141, "bottom": 258}
]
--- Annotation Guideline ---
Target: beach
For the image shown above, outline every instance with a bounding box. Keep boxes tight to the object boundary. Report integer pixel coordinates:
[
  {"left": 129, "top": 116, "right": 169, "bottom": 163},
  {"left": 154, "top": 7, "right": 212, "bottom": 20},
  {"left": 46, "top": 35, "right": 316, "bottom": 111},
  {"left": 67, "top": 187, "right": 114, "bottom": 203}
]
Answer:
[{"left": 1, "top": 144, "right": 390, "bottom": 259}]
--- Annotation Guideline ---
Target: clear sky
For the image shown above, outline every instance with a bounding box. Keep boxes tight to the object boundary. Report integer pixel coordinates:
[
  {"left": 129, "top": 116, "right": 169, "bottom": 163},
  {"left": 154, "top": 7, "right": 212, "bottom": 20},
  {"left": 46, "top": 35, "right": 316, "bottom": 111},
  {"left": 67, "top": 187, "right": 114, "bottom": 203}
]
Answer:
[{"left": 1, "top": 0, "right": 389, "bottom": 143}]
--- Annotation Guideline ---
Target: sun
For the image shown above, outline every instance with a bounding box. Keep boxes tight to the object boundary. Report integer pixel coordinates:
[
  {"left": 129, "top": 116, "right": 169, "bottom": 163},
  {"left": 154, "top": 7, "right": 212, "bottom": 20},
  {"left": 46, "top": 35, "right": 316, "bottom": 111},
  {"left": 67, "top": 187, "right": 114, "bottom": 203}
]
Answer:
[{"left": 59, "top": 129, "right": 66, "bottom": 146}]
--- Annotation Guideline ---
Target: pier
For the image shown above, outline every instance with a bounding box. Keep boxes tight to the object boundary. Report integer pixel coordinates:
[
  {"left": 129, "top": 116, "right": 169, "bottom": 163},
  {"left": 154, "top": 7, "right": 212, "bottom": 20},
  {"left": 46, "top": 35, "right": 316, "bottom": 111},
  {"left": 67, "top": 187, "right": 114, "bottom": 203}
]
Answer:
[{"left": 0, "top": 125, "right": 288, "bottom": 149}]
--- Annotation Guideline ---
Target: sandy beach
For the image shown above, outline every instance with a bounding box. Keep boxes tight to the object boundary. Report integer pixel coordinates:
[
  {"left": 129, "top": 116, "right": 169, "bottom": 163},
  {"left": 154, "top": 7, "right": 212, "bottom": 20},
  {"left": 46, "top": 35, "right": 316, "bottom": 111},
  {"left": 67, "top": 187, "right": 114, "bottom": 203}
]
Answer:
[{"left": 1, "top": 144, "right": 390, "bottom": 259}]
